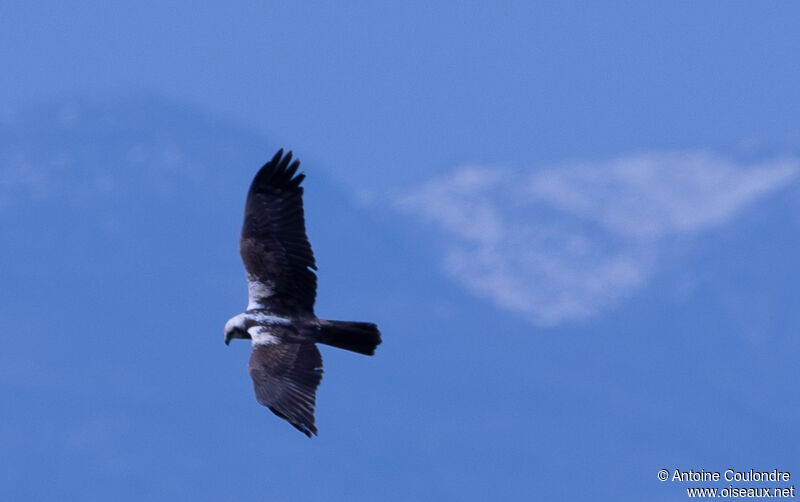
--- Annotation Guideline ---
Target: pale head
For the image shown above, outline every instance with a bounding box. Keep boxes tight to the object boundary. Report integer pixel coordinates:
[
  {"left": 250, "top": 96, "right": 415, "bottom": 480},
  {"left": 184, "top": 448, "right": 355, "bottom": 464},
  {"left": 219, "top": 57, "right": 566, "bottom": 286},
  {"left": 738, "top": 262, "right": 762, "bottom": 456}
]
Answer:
[{"left": 224, "top": 313, "right": 250, "bottom": 345}]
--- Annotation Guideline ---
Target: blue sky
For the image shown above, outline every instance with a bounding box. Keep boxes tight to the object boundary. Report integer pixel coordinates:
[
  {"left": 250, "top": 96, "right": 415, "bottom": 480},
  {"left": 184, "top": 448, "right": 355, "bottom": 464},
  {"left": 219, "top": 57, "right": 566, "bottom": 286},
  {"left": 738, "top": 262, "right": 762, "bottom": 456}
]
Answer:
[{"left": 3, "top": 3, "right": 800, "bottom": 501}]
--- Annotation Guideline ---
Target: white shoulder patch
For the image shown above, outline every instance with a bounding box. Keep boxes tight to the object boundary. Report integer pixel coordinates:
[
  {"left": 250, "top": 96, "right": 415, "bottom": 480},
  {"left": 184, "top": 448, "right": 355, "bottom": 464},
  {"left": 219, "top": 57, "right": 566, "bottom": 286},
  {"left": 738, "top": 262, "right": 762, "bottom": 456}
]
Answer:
[
  {"left": 249, "top": 312, "right": 291, "bottom": 326},
  {"left": 248, "top": 325, "right": 280, "bottom": 346},
  {"left": 247, "top": 280, "right": 275, "bottom": 310}
]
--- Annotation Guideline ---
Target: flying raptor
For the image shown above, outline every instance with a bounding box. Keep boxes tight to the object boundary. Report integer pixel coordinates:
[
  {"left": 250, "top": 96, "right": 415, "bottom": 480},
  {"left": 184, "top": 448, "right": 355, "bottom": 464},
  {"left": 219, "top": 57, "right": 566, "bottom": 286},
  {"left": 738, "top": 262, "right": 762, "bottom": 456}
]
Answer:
[{"left": 224, "top": 149, "right": 382, "bottom": 437}]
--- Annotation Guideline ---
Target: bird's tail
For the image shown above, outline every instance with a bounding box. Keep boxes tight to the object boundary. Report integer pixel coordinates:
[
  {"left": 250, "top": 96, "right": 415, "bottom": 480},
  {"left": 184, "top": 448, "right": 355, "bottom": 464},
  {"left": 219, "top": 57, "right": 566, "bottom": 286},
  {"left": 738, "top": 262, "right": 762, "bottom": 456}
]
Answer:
[{"left": 315, "top": 320, "right": 382, "bottom": 356}]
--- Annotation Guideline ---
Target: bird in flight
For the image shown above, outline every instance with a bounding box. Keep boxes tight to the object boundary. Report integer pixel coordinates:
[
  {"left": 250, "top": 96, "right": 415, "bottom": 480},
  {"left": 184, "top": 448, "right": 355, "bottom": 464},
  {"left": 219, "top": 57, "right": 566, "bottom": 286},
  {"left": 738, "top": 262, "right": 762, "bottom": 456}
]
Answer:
[{"left": 224, "top": 149, "right": 381, "bottom": 437}]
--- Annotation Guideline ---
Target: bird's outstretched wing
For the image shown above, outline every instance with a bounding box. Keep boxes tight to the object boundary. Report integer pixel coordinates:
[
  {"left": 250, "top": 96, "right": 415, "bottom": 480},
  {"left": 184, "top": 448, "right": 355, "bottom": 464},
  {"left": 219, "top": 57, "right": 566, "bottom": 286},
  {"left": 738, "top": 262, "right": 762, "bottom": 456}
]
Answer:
[
  {"left": 240, "top": 149, "right": 317, "bottom": 314},
  {"left": 249, "top": 342, "right": 323, "bottom": 437}
]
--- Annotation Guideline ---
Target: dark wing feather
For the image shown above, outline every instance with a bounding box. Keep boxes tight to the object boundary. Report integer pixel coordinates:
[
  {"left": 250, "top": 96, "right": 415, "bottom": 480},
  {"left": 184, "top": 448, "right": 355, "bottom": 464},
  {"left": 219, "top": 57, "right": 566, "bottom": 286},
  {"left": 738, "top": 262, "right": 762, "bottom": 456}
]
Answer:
[
  {"left": 249, "top": 342, "right": 323, "bottom": 437},
  {"left": 240, "top": 149, "right": 317, "bottom": 313}
]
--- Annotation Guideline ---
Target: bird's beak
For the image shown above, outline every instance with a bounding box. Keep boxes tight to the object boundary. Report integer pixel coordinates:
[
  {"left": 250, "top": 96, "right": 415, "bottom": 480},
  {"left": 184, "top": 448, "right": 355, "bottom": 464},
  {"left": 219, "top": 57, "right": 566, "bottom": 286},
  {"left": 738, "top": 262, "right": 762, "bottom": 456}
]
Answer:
[{"left": 224, "top": 334, "right": 231, "bottom": 346}]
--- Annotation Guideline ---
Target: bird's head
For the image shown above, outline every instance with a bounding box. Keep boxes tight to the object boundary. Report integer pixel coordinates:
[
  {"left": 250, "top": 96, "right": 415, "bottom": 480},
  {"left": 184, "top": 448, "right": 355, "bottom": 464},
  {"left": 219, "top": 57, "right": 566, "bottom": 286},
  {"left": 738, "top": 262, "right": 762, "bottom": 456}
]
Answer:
[{"left": 224, "top": 314, "right": 250, "bottom": 345}]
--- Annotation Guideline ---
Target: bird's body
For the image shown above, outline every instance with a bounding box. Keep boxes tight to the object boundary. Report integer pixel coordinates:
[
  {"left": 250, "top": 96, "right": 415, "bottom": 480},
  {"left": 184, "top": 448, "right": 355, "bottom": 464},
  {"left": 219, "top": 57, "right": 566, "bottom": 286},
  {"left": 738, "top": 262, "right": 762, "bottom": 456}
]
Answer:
[{"left": 224, "top": 149, "right": 381, "bottom": 437}]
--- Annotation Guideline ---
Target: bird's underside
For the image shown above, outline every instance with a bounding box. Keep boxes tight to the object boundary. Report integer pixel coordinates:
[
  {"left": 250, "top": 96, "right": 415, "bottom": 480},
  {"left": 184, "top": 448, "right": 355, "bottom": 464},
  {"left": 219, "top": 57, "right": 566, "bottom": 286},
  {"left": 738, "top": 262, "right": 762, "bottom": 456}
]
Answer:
[{"left": 224, "top": 149, "right": 381, "bottom": 437}]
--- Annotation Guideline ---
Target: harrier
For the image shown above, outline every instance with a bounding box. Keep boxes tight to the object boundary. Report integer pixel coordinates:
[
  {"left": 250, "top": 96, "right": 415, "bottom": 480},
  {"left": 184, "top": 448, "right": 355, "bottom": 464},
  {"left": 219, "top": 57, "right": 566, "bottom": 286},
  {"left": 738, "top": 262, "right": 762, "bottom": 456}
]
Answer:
[{"left": 224, "top": 149, "right": 381, "bottom": 437}]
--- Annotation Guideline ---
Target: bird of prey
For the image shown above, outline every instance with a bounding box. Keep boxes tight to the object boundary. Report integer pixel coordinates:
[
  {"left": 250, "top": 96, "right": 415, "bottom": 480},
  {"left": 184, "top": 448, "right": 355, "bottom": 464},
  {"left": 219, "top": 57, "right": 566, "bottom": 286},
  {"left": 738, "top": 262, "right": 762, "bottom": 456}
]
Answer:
[{"left": 224, "top": 149, "right": 382, "bottom": 437}]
